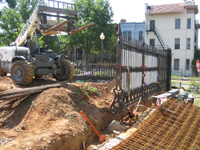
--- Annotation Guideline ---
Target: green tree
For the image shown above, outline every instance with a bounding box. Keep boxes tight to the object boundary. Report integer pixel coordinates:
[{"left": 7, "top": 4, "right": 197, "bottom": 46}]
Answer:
[
  {"left": 0, "top": 7, "right": 22, "bottom": 45},
  {"left": 60, "top": 0, "right": 116, "bottom": 54},
  {"left": 0, "top": 0, "right": 17, "bottom": 8},
  {"left": 17, "top": 0, "right": 38, "bottom": 23},
  {"left": 0, "top": 0, "right": 39, "bottom": 45}
]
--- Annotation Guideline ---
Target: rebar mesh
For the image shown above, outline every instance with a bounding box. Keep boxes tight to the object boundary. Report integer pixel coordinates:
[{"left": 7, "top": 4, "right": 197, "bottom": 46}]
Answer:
[{"left": 111, "top": 98, "right": 200, "bottom": 150}]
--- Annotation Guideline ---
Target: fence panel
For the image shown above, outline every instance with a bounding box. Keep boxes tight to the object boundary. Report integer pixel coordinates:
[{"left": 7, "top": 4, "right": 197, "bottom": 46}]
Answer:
[
  {"left": 68, "top": 53, "right": 117, "bottom": 82},
  {"left": 110, "top": 34, "right": 171, "bottom": 123}
]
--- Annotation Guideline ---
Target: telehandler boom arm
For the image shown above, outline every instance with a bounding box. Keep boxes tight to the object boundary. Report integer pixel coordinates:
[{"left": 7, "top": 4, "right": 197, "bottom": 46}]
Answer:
[{"left": 15, "top": 0, "right": 95, "bottom": 46}]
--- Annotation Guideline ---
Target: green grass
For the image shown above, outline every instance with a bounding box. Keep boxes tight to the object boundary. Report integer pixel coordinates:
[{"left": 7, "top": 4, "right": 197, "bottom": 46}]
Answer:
[
  {"left": 74, "top": 89, "right": 80, "bottom": 95},
  {"left": 74, "top": 99, "right": 78, "bottom": 102},
  {"left": 189, "top": 77, "right": 200, "bottom": 80},
  {"left": 171, "top": 75, "right": 200, "bottom": 80},
  {"left": 66, "top": 114, "right": 73, "bottom": 120},
  {"left": 171, "top": 76, "right": 182, "bottom": 79},
  {"left": 68, "top": 99, "right": 72, "bottom": 104},
  {"left": 79, "top": 101, "right": 86, "bottom": 105},
  {"left": 171, "top": 81, "right": 190, "bottom": 84},
  {"left": 85, "top": 122, "right": 91, "bottom": 130},
  {"left": 80, "top": 83, "right": 100, "bottom": 97}
]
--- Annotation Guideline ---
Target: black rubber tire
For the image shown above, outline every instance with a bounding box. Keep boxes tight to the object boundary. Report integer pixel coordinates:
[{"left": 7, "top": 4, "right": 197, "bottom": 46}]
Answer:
[
  {"left": 55, "top": 59, "right": 74, "bottom": 81},
  {"left": 11, "top": 60, "right": 34, "bottom": 85},
  {"left": 0, "top": 62, "right": 6, "bottom": 76}
]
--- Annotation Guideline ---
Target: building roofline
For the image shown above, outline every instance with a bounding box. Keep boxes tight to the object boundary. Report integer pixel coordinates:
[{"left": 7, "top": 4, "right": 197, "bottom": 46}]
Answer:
[
  {"left": 146, "top": 3, "right": 184, "bottom": 15},
  {"left": 120, "top": 22, "right": 145, "bottom": 24},
  {"left": 146, "top": 1, "right": 199, "bottom": 15}
]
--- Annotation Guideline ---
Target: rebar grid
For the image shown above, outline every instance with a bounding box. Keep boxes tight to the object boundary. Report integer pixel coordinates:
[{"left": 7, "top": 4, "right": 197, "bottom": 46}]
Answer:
[{"left": 111, "top": 98, "right": 200, "bottom": 150}]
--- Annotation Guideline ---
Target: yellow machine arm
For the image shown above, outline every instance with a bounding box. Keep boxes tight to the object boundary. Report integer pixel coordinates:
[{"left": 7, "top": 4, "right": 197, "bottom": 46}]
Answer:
[{"left": 15, "top": 0, "right": 95, "bottom": 46}]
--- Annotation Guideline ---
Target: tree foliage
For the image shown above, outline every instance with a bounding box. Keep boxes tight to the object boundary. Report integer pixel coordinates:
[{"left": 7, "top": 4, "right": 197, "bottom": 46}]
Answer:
[
  {"left": 60, "top": 0, "right": 116, "bottom": 54},
  {"left": 0, "top": 0, "right": 116, "bottom": 54},
  {"left": 0, "top": 0, "right": 39, "bottom": 45},
  {"left": 0, "top": 7, "right": 22, "bottom": 45},
  {"left": 0, "top": 0, "right": 17, "bottom": 8},
  {"left": 17, "top": 0, "right": 38, "bottom": 23}
]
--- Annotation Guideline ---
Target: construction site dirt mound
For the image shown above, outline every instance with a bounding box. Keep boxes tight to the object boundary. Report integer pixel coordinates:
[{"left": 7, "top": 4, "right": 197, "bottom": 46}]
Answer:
[{"left": 0, "top": 76, "right": 114, "bottom": 150}]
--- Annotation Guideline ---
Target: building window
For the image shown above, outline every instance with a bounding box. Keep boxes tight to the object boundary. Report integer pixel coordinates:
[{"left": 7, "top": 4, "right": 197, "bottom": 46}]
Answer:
[
  {"left": 123, "top": 31, "right": 131, "bottom": 41},
  {"left": 128, "top": 31, "right": 131, "bottom": 41},
  {"left": 174, "top": 59, "right": 179, "bottom": 70},
  {"left": 175, "top": 19, "right": 180, "bottom": 29},
  {"left": 186, "top": 59, "right": 190, "bottom": 70},
  {"left": 139, "top": 31, "right": 143, "bottom": 41},
  {"left": 186, "top": 38, "right": 190, "bottom": 49},
  {"left": 150, "top": 39, "right": 155, "bottom": 47},
  {"left": 175, "top": 39, "right": 180, "bottom": 49},
  {"left": 150, "top": 20, "right": 155, "bottom": 30},
  {"left": 187, "top": 18, "right": 191, "bottom": 29}
]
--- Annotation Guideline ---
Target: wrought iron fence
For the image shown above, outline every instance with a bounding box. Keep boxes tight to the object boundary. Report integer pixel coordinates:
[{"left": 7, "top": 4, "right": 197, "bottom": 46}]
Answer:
[
  {"left": 68, "top": 53, "right": 117, "bottom": 82},
  {"left": 110, "top": 34, "right": 171, "bottom": 123}
]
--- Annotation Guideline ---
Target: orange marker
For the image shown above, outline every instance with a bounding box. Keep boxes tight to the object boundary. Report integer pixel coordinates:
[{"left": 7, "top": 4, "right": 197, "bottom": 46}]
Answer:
[{"left": 80, "top": 110, "right": 105, "bottom": 144}]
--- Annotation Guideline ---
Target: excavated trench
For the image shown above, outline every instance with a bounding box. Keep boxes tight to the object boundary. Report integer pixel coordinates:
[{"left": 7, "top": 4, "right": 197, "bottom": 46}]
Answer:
[
  {"left": 2, "top": 77, "right": 190, "bottom": 150},
  {"left": 45, "top": 108, "right": 113, "bottom": 150},
  {"left": 0, "top": 78, "right": 116, "bottom": 150}
]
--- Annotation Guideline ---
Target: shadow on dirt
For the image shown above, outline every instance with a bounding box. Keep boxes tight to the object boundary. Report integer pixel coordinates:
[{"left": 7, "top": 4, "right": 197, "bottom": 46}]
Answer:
[
  {"left": 0, "top": 81, "right": 114, "bottom": 150},
  {"left": 1, "top": 93, "right": 39, "bottom": 129}
]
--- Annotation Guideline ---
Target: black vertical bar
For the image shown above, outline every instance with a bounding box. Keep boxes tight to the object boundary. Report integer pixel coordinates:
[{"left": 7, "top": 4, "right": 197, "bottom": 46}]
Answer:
[
  {"left": 141, "top": 40, "right": 145, "bottom": 89},
  {"left": 166, "top": 49, "right": 171, "bottom": 91}
]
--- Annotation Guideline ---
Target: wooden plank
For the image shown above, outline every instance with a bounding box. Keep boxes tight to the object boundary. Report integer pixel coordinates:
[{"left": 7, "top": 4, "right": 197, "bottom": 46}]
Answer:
[
  {"left": 1, "top": 91, "right": 38, "bottom": 100},
  {"left": 68, "top": 23, "right": 96, "bottom": 35},
  {"left": 0, "top": 82, "right": 69, "bottom": 108},
  {"left": 43, "top": 31, "right": 58, "bottom": 35},
  {"left": 44, "top": 20, "right": 70, "bottom": 35},
  {"left": 0, "top": 98, "right": 19, "bottom": 108},
  {"left": 0, "top": 81, "right": 68, "bottom": 98},
  {"left": 107, "top": 79, "right": 116, "bottom": 91},
  {"left": 12, "top": 95, "right": 30, "bottom": 108},
  {"left": 42, "top": 23, "right": 95, "bottom": 36}
]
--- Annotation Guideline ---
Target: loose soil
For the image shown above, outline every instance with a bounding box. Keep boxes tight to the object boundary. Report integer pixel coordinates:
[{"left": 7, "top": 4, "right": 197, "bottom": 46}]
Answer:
[{"left": 0, "top": 76, "right": 115, "bottom": 150}]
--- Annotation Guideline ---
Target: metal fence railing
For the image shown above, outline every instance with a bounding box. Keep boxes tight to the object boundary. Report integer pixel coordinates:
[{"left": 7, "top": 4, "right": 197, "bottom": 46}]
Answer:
[
  {"left": 110, "top": 33, "right": 171, "bottom": 123},
  {"left": 68, "top": 53, "right": 117, "bottom": 82}
]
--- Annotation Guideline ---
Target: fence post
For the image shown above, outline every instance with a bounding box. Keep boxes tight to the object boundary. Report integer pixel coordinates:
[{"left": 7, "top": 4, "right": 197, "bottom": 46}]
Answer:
[
  {"left": 141, "top": 42, "right": 148, "bottom": 105},
  {"left": 166, "top": 49, "right": 172, "bottom": 91},
  {"left": 110, "top": 37, "right": 127, "bottom": 124}
]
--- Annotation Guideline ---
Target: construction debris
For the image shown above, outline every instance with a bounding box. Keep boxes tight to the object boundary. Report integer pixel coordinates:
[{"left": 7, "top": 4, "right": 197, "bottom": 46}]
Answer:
[
  {"left": 108, "top": 120, "right": 128, "bottom": 133},
  {"left": 0, "top": 81, "right": 68, "bottom": 109},
  {"left": 111, "top": 97, "right": 200, "bottom": 150}
]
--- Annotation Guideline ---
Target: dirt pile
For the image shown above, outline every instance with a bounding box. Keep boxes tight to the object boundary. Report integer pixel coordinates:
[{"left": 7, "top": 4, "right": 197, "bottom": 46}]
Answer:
[
  {"left": 0, "top": 77, "right": 114, "bottom": 150},
  {"left": 0, "top": 76, "right": 18, "bottom": 92}
]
